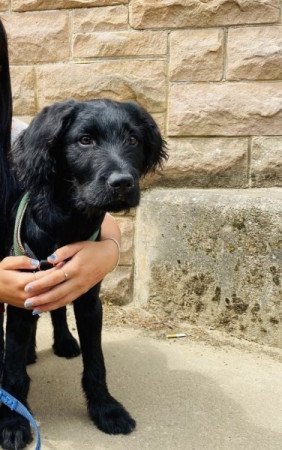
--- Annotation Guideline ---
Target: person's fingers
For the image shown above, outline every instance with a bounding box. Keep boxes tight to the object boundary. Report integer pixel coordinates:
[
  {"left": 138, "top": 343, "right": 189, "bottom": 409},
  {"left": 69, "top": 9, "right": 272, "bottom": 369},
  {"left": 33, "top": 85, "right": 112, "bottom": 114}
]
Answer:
[
  {"left": 0, "top": 256, "right": 40, "bottom": 271},
  {"left": 32, "top": 294, "right": 72, "bottom": 313},
  {"left": 47, "top": 242, "right": 85, "bottom": 264},
  {"left": 24, "top": 278, "right": 78, "bottom": 309},
  {"left": 24, "top": 266, "right": 68, "bottom": 295}
]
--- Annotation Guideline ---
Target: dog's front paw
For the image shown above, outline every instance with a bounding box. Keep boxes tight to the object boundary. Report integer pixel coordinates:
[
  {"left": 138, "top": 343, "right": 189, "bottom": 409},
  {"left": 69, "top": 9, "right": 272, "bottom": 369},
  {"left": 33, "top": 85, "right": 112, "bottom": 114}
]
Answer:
[
  {"left": 88, "top": 397, "right": 136, "bottom": 435},
  {"left": 53, "top": 334, "right": 81, "bottom": 359},
  {"left": 0, "top": 415, "right": 32, "bottom": 450}
]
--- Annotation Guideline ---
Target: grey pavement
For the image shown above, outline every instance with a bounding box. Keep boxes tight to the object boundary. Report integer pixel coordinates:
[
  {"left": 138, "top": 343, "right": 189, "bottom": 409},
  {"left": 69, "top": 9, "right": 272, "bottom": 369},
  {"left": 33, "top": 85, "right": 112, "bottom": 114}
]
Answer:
[{"left": 26, "top": 312, "right": 282, "bottom": 450}]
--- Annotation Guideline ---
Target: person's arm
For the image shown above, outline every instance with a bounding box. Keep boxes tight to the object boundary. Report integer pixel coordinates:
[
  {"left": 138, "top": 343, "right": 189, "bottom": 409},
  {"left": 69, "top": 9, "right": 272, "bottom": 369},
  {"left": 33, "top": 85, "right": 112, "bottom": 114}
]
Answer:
[{"left": 22, "top": 214, "right": 121, "bottom": 313}]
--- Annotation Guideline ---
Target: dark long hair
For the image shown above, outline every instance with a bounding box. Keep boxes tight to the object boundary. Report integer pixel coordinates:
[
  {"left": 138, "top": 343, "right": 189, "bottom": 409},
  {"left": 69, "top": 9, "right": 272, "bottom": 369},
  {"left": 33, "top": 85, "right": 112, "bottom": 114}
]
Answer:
[{"left": 0, "top": 20, "right": 18, "bottom": 257}]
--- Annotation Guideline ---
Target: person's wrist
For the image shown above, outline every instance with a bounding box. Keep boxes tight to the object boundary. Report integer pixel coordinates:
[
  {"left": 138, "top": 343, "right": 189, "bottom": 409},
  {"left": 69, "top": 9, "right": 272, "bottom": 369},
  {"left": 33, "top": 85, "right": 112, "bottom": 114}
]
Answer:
[{"left": 101, "top": 238, "right": 120, "bottom": 272}]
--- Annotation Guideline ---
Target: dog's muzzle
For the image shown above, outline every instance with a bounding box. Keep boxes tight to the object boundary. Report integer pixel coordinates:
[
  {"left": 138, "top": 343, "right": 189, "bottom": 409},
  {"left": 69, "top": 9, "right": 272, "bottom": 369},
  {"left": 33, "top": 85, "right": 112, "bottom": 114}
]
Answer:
[{"left": 107, "top": 172, "right": 135, "bottom": 196}]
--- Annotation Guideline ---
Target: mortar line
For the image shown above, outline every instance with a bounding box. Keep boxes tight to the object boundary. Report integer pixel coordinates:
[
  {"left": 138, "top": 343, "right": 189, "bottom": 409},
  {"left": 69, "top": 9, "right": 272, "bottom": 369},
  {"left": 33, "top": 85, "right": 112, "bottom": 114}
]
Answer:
[
  {"left": 113, "top": 21, "right": 282, "bottom": 32},
  {"left": 127, "top": 0, "right": 130, "bottom": 30},
  {"left": 33, "top": 65, "right": 39, "bottom": 114},
  {"left": 247, "top": 137, "right": 252, "bottom": 188},
  {"left": 69, "top": 10, "right": 74, "bottom": 62},
  {"left": 164, "top": 31, "right": 170, "bottom": 137},
  {"left": 222, "top": 27, "right": 228, "bottom": 81}
]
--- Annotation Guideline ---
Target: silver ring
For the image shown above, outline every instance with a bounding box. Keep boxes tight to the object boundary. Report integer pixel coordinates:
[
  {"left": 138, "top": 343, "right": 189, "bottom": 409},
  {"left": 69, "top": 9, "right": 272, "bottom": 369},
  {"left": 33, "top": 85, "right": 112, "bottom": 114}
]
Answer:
[{"left": 61, "top": 268, "right": 68, "bottom": 280}]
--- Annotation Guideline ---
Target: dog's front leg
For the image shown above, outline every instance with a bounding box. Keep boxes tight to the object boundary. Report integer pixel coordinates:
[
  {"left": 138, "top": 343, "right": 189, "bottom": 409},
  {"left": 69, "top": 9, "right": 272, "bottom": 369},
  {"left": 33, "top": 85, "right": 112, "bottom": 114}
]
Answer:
[
  {"left": 51, "top": 307, "right": 80, "bottom": 359},
  {"left": 0, "top": 306, "right": 37, "bottom": 450},
  {"left": 74, "top": 289, "right": 136, "bottom": 435}
]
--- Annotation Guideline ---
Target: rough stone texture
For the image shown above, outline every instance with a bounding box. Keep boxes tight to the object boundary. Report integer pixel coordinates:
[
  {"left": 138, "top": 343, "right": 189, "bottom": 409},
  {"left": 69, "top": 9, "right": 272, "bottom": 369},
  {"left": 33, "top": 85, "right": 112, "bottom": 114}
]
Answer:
[
  {"left": 169, "top": 29, "right": 224, "bottom": 81},
  {"left": 73, "top": 6, "right": 128, "bottom": 33},
  {"left": 134, "top": 188, "right": 282, "bottom": 348},
  {"left": 12, "top": 0, "right": 127, "bottom": 12},
  {"left": 10, "top": 66, "right": 36, "bottom": 116},
  {"left": 251, "top": 137, "right": 282, "bottom": 187},
  {"left": 115, "top": 217, "right": 134, "bottom": 266},
  {"left": 142, "top": 138, "right": 248, "bottom": 188},
  {"left": 168, "top": 82, "right": 282, "bottom": 136},
  {"left": 0, "top": 1, "right": 9, "bottom": 11},
  {"left": 36, "top": 61, "right": 166, "bottom": 112},
  {"left": 227, "top": 26, "right": 282, "bottom": 80},
  {"left": 73, "top": 30, "right": 167, "bottom": 59},
  {"left": 5, "top": 12, "right": 70, "bottom": 64},
  {"left": 130, "top": 0, "right": 280, "bottom": 29},
  {"left": 151, "top": 113, "right": 165, "bottom": 136},
  {"left": 101, "top": 266, "right": 133, "bottom": 305}
]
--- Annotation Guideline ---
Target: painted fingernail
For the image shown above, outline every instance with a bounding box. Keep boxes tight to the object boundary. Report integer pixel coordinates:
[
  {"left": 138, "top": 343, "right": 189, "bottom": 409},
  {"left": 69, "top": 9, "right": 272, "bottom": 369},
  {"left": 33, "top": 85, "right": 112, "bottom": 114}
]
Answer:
[
  {"left": 31, "top": 259, "right": 40, "bottom": 267},
  {"left": 48, "top": 253, "right": 57, "bottom": 261},
  {"left": 32, "top": 309, "right": 42, "bottom": 316},
  {"left": 24, "top": 284, "right": 33, "bottom": 293},
  {"left": 24, "top": 299, "right": 33, "bottom": 308}
]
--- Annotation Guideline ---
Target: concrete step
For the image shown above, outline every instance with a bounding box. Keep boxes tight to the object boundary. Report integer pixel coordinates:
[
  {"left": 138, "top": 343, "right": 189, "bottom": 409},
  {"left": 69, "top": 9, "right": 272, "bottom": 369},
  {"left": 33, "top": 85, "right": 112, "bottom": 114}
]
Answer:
[{"left": 134, "top": 188, "right": 281, "bottom": 348}]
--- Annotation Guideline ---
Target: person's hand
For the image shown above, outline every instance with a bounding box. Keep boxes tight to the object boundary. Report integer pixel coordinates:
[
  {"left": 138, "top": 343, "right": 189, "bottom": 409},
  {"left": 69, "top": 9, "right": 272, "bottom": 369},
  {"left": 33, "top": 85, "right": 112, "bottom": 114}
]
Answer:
[
  {"left": 0, "top": 256, "right": 55, "bottom": 308},
  {"left": 23, "top": 239, "right": 119, "bottom": 313}
]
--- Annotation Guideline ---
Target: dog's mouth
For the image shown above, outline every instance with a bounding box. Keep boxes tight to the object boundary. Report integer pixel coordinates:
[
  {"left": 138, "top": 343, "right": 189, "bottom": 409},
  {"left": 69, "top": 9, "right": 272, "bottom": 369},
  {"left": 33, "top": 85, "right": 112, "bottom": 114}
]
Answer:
[
  {"left": 95, "top": 191, "right": 140, "bottom": 213},
  {"left": 73, "top": 183, "right": 140, "bottom": 214},
  {"left": 104, "top": 199, "right": 139, "bottom": 213}
]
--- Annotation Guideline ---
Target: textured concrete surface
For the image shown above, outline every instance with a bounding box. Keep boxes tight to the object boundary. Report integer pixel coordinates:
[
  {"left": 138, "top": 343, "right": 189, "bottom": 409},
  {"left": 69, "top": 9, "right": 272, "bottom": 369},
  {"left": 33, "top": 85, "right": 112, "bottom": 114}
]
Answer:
[
  {"left": 134, "top": 188, "right": 282, "bottom": 347},
  {"left": 25, "top": 312, "right": 282, "bottom": 450}
]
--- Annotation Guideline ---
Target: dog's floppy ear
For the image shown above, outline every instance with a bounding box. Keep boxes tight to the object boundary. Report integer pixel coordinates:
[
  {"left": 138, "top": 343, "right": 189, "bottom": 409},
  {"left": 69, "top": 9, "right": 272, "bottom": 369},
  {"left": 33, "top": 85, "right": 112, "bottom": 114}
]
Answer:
[
  {"left": 123, "top": 102, "right": 168, "bottom": 176},
  {"left": 12, "top": 100, "right": 76, "bottom": 190}
]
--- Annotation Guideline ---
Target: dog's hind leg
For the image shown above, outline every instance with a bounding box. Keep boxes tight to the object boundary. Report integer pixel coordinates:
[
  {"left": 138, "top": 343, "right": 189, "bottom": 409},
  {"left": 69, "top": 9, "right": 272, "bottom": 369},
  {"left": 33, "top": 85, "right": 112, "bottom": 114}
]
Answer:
[
  {"left": 51, "top": 307, "right": 81, "bottom": 358},
  {"left": 0, "top": 306, "right": 36, "bottom": 449},
  {"left": 74, "top": 289, "right": 136, "bottom": 435}
]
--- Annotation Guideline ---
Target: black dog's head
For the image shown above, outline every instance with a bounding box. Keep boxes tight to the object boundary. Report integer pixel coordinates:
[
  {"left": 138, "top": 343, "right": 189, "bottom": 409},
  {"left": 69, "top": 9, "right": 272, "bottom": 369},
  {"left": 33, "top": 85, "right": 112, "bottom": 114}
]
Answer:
[{"left": 12, "top": 99, "right": 167, "bottom": 213}]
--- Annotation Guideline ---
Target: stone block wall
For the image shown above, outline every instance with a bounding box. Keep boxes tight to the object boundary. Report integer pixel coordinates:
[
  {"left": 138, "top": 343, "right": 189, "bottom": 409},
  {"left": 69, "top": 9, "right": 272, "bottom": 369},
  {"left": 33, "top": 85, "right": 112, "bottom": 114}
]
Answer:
[{"left": 2, "top": 0, "right": 282, "bottom": 306}]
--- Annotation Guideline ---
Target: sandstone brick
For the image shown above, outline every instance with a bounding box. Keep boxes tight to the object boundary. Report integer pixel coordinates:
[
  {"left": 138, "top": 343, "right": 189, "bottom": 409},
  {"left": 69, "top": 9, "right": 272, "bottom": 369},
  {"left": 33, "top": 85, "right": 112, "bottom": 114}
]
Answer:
[
  {"left": 130, "top": 0, "right": 280, "bottom": 29},
  {"left": 10, "top": 66, "right": 36, "bottom": 116},
  {"left": 12, "top": 0, "right": 126, "bottom": 12},
  {"left": 36, "top": 61, "right": 166, "bottom": 112},
  {"left": 143, "top": 138, "right": 248, "bottom": 188},
  {"left": 251, "top": 137, "right": 282, "bottom": 187},
  {"left": 169, "top": 29, "right": 224, "bottom": 81},
  {"left": 101, "top": 266, "right": 133, "bottom": 305},
  {"left": 168, "top": 82, "right": 282, "bottom": 136},
  {"left": 227, "top": 26, "right": 282, "bottom": 80},
  {"left": 115, "top": 217, "right": 134, "bottom": 266},
  {"left": 73, "top": 30, "right": 167, "bottom": 59},
  {"left": 0, "top": 1, "right": 9, "bottom": 11},
  {"left": 151, "top": 113, "right": 165, "bottom": 136},
  {"left": 73, "top": 6, "right": 128, "bottom": 33},
  {"left": 5, "top": 12, "right": 70, "bottom": 64}
]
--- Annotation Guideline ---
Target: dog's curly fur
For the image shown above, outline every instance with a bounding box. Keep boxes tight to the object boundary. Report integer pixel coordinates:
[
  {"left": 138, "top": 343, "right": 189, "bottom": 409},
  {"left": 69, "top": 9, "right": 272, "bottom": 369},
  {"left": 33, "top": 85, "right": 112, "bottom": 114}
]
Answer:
[{"left": 0, "top": 99, "right": 167, "bottom": 449}]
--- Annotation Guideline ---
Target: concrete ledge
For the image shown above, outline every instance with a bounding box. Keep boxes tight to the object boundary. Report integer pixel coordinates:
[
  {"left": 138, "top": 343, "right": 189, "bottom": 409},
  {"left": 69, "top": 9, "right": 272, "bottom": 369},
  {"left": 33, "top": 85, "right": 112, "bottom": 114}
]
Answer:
[{"left": 134, "top": 188, "right": 281, "bottom": 348}]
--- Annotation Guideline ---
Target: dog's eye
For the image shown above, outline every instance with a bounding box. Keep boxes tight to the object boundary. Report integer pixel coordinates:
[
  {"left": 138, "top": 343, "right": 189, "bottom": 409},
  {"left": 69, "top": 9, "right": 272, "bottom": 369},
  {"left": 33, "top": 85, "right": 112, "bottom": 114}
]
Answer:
[
  {"left": 79, "top": 135, "right": 93, "bottom": 146},
  {"left": 129, "top": 136, "right": 138, "bottom": 146}
]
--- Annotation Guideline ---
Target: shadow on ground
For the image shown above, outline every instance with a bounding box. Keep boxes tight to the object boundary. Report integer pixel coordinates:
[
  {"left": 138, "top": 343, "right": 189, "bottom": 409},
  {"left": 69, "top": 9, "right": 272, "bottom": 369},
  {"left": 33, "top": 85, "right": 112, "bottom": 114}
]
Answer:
[{"left": 26, "top": 317, "right": 282, "bottom": 450}]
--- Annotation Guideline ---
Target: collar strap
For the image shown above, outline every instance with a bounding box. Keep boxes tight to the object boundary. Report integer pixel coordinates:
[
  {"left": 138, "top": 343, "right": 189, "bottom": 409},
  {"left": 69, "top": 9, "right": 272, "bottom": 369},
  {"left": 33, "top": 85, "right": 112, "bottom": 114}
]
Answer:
[
  {"left": 13, "top": 193, "right": 100, "bottom": 257},
  {"left": 13, "top": 193, "right": 29, "bottom": 257},
  {"left": 88, "top": 228, "right": 100, "bottom": 242}
]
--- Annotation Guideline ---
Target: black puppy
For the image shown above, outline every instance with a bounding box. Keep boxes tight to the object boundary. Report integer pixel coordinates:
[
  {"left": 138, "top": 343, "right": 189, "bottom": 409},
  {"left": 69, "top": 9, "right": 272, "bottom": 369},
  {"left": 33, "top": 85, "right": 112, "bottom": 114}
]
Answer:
[{"left": 0, "top": 99, "right": 167, "bottom": 449}]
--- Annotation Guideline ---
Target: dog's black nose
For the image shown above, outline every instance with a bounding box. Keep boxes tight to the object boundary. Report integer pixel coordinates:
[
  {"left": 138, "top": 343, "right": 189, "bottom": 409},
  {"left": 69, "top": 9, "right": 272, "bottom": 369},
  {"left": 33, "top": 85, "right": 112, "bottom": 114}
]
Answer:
[{"left": 107, "top": 172, "right": 134, "bottom": 193}]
